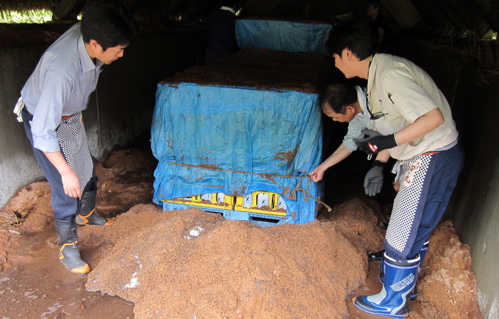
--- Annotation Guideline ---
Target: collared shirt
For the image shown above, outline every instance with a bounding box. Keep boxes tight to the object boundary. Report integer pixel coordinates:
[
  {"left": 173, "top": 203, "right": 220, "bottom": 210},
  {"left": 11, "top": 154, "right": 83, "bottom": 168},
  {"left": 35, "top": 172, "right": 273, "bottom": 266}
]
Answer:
[
  {"left": 220, "top": 6, "right": 236, "bottom": 15},
  {"left": 366, "top": 53, "right": 458, "bottom": 160},
  {"left": 343, "top": 86, "right": 371, "bottom": 152},
  {"left": 20, "top": 23, "right": 103, "bottom": 152}
]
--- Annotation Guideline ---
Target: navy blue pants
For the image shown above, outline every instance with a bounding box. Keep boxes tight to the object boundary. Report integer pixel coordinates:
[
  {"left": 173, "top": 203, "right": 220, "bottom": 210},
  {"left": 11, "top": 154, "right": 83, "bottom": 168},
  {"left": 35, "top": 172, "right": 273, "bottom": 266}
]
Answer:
[
  {"left": 384, "top": 142, "right": 464, "bottom": 261},
  {"left": 22, "top": 107, "right": 97, "bottom": 221}
]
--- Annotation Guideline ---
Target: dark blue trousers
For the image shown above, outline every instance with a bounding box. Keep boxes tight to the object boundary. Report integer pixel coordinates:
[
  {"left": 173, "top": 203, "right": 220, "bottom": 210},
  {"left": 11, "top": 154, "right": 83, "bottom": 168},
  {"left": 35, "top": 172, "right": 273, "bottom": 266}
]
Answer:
[
  {"left": 21, "top": 107, "right": 96, "bottom": 221},
  {"left": 384, "top": 142, "right": 464, "bottom": 261},
  {"left": 407, "top": 143, "right": 464, "bottom": 258}
]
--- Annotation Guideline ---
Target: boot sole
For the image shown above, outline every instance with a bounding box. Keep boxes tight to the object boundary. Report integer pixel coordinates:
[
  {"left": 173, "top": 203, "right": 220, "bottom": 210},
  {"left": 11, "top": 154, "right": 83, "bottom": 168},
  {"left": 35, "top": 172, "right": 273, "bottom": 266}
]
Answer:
[
  {"left": 353, "top": 296, "right": 408, "bottom": 318},
  {"left": 76, "top": 219, "right": 114, "bottom": 227}
]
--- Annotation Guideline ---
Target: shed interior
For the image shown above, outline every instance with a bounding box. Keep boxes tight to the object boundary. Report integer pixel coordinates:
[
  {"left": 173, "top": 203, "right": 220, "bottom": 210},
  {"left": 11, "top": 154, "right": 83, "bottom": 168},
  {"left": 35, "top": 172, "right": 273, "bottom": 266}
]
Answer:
[{"left": 0, "top": 0, "right": 498, "bottom": 317}]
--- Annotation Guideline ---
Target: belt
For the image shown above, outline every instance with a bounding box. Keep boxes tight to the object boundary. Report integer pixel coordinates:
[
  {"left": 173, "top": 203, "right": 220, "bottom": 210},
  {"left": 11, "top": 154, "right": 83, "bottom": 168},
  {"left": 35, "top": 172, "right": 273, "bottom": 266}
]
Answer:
[
  {"left": 421, "top": 151, "right": 440, "bottom": 155},
  {"left": 61, "top": 114, "right": 75, "bottom": 121},
  {"left": 25, "top": 108, "right": 74, "bottom": 121}
]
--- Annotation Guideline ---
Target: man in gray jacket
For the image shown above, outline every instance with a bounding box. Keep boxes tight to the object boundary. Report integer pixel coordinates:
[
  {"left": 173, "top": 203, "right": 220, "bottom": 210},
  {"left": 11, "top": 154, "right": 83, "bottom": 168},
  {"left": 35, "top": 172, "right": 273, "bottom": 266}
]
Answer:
[{"left": 15, "top": 1, "right": 137, "bottom": 275}]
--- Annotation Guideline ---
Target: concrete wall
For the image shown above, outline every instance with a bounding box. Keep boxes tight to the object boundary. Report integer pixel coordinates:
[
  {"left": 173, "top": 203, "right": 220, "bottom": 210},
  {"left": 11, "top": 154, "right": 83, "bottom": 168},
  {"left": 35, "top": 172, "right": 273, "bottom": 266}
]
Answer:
[
  {"left": 0, "top": 44, "right": 49, "bottom": 209},
  {"left": 0, "top": 28, "right": 205, "bottom": 209},
  {"left": 447, "top": 68, "right": 499, "bottom": 319}
]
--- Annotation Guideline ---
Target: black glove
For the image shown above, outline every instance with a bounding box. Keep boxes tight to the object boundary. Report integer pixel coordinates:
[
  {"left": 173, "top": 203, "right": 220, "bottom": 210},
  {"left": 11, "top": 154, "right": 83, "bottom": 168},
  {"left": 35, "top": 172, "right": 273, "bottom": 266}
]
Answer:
[
  {"left": 364, "top": 160, "right": 387, "bottom": 196},
  {"left": 354, "top": 129, "right": 397, "bottom": 155}
]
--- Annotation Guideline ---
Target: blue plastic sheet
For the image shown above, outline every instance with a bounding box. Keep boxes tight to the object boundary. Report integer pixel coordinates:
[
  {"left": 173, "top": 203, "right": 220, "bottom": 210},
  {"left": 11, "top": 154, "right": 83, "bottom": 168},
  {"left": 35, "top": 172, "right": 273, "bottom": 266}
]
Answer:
[
  {"left": 151, "top": 83, "right": 323, "bottom": 224},
  {"left": 235, "top": 19, "right": 332, "bottom": 56}
]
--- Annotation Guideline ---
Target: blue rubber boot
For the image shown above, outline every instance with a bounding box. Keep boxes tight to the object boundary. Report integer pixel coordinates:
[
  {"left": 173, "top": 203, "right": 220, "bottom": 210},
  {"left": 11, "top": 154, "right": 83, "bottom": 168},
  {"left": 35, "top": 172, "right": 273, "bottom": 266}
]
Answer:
[
  {"left": 378, "top": 240, "right": 429, "bottom": 300},
  {"left": 379, "top": 257, "right": 385, "bottom": 282},
  {"left": 409, "top": 241, "right": 429, "bottom": 300},
  {"left": 354, "top": 253, "right": 419, "bottom": 318}
]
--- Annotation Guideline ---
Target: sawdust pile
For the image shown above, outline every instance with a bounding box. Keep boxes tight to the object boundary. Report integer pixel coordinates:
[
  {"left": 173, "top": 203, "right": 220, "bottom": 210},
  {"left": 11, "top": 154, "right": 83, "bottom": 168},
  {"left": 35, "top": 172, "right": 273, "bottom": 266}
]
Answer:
[
  {"left": 95, "top": 148, "right": 157, "bottom": 217},
  {"left": 81, "top": 196, "right": 482, "bottom": 319},
  {"left": 415, "top": 219, "right": 481, "bottom": 318},
  {"left": 0, "top": 148, "right": 484, "bottom": 318},
  {"left": 0, "top": 182, "right": 53, "bottom": 271},
  {"left": 85, "top": 204, "right": 373, "bottom": 318},
  {"left": 163, "top": 49, "right": 334, "bottom": 94}
]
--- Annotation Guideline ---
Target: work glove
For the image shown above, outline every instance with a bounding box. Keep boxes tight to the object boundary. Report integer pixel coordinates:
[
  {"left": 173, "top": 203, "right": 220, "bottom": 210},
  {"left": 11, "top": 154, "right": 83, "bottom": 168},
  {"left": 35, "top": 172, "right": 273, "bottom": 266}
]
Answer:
[
  {"left": 354, "top": 129, "right": 397, "bottom": 155},
  {"left": 364, "top": 160, "right": 387, "bottom": 196}
]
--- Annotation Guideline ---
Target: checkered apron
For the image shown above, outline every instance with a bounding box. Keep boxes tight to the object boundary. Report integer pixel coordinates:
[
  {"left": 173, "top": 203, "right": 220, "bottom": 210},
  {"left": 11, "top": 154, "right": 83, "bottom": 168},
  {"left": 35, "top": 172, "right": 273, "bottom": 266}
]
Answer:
[
  {"left": 56, "top": 112, "right": 93, "bottom": 194},
  {"left": 384, "top": 153, "right": 437, "bottom": 261}
]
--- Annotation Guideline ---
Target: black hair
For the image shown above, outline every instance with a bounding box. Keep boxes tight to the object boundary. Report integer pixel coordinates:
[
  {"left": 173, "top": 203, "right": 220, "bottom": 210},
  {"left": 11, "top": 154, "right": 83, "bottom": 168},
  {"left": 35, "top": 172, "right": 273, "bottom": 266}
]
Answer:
[
  {"left": 324, "top": 20, "right": 376, "bottom": 60},
  {"left": 81, "top": 0, "right": 138, "bottom": 51},
  {"left": 320, "top": 83, "right": 358, "bottom": 115}
]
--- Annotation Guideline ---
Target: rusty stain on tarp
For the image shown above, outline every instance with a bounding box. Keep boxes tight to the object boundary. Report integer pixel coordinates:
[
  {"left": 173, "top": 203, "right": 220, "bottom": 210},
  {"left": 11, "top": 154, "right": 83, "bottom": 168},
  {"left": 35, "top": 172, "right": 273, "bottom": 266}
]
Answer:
[
  {"left": 170, "top": 162, "right": 295, "bottom": 180},
  {"left": 274, "top": 150, "right": 297, "bottom": 162}
]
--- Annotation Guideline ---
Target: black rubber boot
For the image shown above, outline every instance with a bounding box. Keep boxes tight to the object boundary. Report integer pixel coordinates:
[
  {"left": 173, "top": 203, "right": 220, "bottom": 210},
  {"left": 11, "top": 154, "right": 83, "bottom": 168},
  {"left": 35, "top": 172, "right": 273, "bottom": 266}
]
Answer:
[
  {"left": 55, "top": 217, "right": 90, "bottom": 275},
  {"left": 368, "top": 249, "right": 386, "bottom": 282},
  {"left": 368, "top": 249, "right": 385, "bottom": 261},
  {"left": 76, "top": 190, "right": 113, "bottom": 226}
]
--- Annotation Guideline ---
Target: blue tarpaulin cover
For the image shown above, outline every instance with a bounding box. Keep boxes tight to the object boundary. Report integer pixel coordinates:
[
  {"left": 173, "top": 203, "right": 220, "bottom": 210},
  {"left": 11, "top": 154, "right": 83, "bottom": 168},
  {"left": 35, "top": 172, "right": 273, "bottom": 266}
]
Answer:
[
  {"left": 235, "top": 19, "right": 332, "bottom": 56},
  {"left": 151, "top": 83, "right": 323, "bottom": 224}
]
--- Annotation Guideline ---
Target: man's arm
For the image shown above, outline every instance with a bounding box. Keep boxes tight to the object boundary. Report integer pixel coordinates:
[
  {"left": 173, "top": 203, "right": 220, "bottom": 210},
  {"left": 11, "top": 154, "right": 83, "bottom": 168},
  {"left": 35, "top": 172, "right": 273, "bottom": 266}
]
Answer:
[
  {"left": 309, "top": 143, "right": 351, "bottom": 182},
  {"left": 357, "top": 108, "right": 445, "bottom": 154},
  {"left": 44, "top": 151, "right": 81, "bottom": 198},
  {"left": 394, "top": 108, "right": 444, "bottom": 145},
  {"left": 375, "top": 149, "right": 390, "bottom": 163}
]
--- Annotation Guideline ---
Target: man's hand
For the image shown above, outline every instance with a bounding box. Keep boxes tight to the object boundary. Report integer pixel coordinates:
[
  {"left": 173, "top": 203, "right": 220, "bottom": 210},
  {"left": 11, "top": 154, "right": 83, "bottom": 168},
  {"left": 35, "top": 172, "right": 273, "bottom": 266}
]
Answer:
[
  {"left": 44, "top": 151, "right": 82, "bottom": 198},
  {"left": 308, "top": 143, "right": 352, "bottom": 183},
  {"left": 354, "top": 129, "right": 397, "bottom": 154},
  {"left": 309, "top": 165, "right": 327, "bottom": 182},
  {"left": 364, "top": 160, "right": 387, "bottom": 196},
  {"left": 61, "top": 170, "right": 81, "bottom": 198}
]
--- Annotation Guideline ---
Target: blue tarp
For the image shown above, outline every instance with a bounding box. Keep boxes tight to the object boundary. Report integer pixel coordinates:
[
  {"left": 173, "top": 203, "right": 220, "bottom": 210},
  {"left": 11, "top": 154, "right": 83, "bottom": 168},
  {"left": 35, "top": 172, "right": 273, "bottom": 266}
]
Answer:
[
  {"left": 235, "top": 19, "right": 332, "bottom": 56},
  {"left": 151, "top": 83, "right": 323, "bottom": 224}
]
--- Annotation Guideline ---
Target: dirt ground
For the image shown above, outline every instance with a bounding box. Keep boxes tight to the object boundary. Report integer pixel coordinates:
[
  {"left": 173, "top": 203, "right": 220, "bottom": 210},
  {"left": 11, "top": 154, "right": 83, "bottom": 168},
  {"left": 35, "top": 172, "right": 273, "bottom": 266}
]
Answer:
[{"left": 0, "top": 148, "right": 483, "bottom": 318}]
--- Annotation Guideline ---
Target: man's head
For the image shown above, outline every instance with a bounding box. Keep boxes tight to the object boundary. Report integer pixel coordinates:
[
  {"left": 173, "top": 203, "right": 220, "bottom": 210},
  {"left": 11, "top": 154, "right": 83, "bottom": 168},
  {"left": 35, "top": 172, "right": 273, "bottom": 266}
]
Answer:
[
  {"left": 325, "top": 21, "right": 376, "bottom": 78},
  {"left": 81, "top": 0, "right": 137, "bottom": 64},
  {"left": 367, "top": 1, "right": 380, "bottom": 19},
  {"left": 320, "top": 83, "right": 359, "bottom": 123}
]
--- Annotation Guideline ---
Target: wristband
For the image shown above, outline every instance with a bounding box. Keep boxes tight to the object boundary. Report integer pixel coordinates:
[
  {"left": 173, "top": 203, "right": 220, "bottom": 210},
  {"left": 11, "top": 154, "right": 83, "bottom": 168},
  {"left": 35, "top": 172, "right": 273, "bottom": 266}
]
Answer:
[
  {"left": 368, "top": 134, "right": 398, "bottom": 152},
  {"left": 372, "top": 160, "right": 388, "bottom": 168}
]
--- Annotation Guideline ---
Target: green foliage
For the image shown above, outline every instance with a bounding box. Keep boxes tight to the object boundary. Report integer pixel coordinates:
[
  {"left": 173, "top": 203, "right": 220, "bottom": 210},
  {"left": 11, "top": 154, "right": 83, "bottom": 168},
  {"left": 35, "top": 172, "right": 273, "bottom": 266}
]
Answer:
[{"left": 0, "top": 9, "right": 52, "bottom": 24}]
